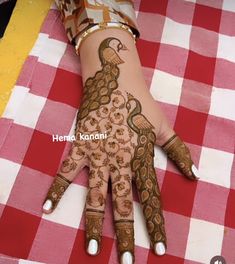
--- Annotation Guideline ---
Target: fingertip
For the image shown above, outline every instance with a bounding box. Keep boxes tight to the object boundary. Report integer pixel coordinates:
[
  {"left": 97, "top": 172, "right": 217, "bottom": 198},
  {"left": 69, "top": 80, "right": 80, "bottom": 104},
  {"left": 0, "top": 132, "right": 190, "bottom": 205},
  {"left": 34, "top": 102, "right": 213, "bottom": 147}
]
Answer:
[
  {"left": 87, "top": 239, "right": 99, "bottom": 255},
  {"left": 121, "top": 251, "right": 133, "bottom": 264},
  {"left": 191, "top": 164, "right": 200, "bottom": 180},
  {"left": 42, "top": 199, "right": 53, "bottom": 214},
  {"left": 154, "top": 242, "right": 166, "bottom": 256}
]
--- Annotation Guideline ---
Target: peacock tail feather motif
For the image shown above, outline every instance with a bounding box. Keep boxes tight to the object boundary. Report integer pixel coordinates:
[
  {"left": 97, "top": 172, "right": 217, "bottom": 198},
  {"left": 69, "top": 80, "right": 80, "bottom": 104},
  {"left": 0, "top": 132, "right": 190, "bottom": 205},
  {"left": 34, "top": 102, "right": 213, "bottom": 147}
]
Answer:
[{"left": 126, "top": 93, "right": 166, "bottom": 247}]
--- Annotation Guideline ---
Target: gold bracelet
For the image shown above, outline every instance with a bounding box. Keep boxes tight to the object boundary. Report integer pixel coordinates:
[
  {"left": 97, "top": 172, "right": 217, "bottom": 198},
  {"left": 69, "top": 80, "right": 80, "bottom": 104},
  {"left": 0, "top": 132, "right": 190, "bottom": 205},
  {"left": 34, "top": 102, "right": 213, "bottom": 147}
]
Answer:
[{"left": 75, "top": 22, "right": 136, "bottom": 55}]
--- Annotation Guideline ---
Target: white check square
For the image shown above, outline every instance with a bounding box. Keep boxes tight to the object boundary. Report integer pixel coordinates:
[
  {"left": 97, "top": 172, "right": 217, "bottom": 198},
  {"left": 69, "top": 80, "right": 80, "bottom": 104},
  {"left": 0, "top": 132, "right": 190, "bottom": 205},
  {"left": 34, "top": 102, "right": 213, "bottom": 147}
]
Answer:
[
  {"left": 161, "top": 18, "right": 191, "bottom": 49},
  {"left": 30, "top": 33, "right": 49, "bottom": 58},
  {"left": 217, "top": 34, "right": 235, "bottom": 63},
  {"left": 30, "top": 33, "right": 67, "bottom": 68},
  {"left": 134, "top": 202, "right": 150, "bottom": 249},
  {"left": 222, "top": 0, "right": 235, "bottom": 12},
  {"left": 150, "top": 70, "right": 183, "bottom": 105},
  {"left": 154, "top": 146, "right": 167, "bottom": 171},
  {"left": 209, "top": 87, "right": 235, "bottom": 121},
  {"left": 19, "top": 259, "right": 43, "bottom": 264},
  {"left": 2, "top": 85, "right": 30, "bottom": 120},
  {"left": 185, "top": 218, "right": 224, "bottom": 263},
  {"left": 0, "top": 158, "right": 21, "bottom": 204},
  {"left": 199, "top": 147, "right": 233, "bottom": 188},
  {"left": 39, "top": 38, "right": 67, "bottom": 68},
  {"left": 14, "top": 93, "right": 46, "bottom": 129},
  {"left": 42, "top": 184, "right": 86, "bottom": 228}
]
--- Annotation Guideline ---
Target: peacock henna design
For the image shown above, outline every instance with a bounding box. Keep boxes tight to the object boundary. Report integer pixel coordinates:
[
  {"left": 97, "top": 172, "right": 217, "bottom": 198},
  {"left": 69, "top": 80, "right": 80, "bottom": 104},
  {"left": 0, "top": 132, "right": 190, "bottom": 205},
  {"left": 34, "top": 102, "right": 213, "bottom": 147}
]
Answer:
[
  {"left": 76, "top": 37, "right": 126, "bottom": 121},
  {"left": 44, "top": 37, "right": 167, "bottom": 261},
  {"left": 126, "top": 93, "right": 167, "bottom": 248}
]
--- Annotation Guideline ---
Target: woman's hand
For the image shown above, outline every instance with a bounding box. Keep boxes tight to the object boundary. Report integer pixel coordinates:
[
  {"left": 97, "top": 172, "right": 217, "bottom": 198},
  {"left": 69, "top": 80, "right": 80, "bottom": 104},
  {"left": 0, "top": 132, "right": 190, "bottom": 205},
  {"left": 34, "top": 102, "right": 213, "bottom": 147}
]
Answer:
[{"left": 42, "top": 30, "right": 199, "bottom": 264}]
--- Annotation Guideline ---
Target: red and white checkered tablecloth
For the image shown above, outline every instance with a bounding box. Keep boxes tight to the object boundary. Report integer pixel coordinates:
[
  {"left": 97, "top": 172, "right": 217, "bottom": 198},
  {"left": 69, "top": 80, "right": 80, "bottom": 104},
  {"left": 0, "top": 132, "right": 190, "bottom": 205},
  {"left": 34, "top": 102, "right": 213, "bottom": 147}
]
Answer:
[{"left": 0, "top": 1, "right": 235, "bottom": 264}]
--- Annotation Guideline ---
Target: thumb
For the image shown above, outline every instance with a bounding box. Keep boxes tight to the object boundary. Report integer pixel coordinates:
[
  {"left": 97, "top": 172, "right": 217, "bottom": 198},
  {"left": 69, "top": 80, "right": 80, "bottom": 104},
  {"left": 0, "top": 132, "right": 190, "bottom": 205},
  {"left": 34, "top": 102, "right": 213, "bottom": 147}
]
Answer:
[{"left": 161, "top": 134, "right": 200, "bottom": 180}]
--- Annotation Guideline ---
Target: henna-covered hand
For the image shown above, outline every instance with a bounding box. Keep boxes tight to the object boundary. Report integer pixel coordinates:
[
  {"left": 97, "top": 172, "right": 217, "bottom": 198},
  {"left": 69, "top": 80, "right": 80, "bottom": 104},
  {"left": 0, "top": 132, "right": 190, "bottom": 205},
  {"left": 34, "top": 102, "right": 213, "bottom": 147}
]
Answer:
[{"left": 42, "top": 37, "right": 199, "bottom": 264}]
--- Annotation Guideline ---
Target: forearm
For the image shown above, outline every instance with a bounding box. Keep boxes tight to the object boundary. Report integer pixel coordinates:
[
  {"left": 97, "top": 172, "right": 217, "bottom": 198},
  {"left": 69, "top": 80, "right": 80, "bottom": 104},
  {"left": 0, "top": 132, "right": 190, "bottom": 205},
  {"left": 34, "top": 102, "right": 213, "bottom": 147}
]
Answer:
[{"left": 79, "top": 28, "right": 174, "bottom": 145}]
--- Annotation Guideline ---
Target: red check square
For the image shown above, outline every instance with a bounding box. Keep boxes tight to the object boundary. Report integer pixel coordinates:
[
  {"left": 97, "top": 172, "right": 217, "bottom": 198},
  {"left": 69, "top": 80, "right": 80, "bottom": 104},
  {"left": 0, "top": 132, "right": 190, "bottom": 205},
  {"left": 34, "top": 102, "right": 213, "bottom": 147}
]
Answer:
[
  {"left": 214, "top": 58, "right": 235, "bottom": 90},
  {"left": 220, "top": 10, "right": 235, "bottom": 36},
  {"left": 36, "top": 99, "right": 76, "bottom": 136},
  {"left": 139, "top": 0, "right": 168, "bottom": 15},
  {"left": 29, "top": 220, "right": 76, "bottom": 264},
  {"left": 157, "top": 44, "right": 188, "bottom": 77},
  {"left": 23, "top": 130, "right": 66, "bottom": 176},
  {"left": 192, "top": 4, "right": 222, "bottom": 32},
  {"left": 161, "top": 171, "right": 198, "bottom": 217},
  {"left": 203, "top": 115, "right": 234, "bottom": 154},
  {"left": 190, "top": 26, "right": 218, "bottom": 57},
  {"left": 184, "top": 51, "right": 216, "bottom": 85},
  {"left": 0, "top": 206, "right": 40, "bottom": 259},
  {"left": 16, "top": 56, "right": 38, "bottom": 87},
  {"left": 137, "top": 12, "right": 165, "bottom": 42},
  {"left": 174, "top": 106, "right": 208, "bottom": 146},
  {"left": 48, "top": 68, "right": 83, "bottom": 109},
  {"left": 180, "top": 79, "right": 212, "bottom": 114},
  {"left": 136, "top": 39, "right": 159, "bottom": 68},
  {"left": 164, "top": 211, "right": 190, "bottom": 258},
  {"left": 221, "top": 227, "right": 235, "bottom": 264},
  {"left": 192, "top": 181, "right": 229, "bottom": 225},
  {"left": 29, "top": 62, "right": 57, "bottom": 98},
  {"left": 196, "top": 0, "right": 223, "bottom": 9},
  {"left": 225, "top": 189, "right": 235, "bottom": 229},
  {"left": 0, "top": 124, "right": 33, "bottom": 164},
  {"left": 166, "top": 0, "right": 195, "bottom": 24},
  {"left": 148, "top": 252, "right": 184, "bottom": 264},
  {"left": 69, "top": 230, "right": 114, "bottom": 264},
  {"left": 0, "top": 204, "right": 4, "bottom": 219},
  {"left": 7, "top": 167, "right": 51, "bottom": 216}
]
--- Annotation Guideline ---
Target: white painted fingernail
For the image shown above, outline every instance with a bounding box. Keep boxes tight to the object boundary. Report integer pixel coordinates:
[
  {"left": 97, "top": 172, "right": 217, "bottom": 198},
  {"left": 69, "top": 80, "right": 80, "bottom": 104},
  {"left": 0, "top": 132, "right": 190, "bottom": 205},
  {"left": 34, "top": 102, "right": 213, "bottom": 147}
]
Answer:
[
  {"left": 121, "top": 251, "right": 133, "bottom": 264},
  {"left": 154, "top": 242, "right": 166, "bottom": 256},
  {"left": 87, "top": 239, "right": 98, "bottom": 255},
  {"left": 191, "top": 164, "right": 200, "bottom": 179},
  {"left": 43, "top": 200, "right": 52, "bottom": 211}
]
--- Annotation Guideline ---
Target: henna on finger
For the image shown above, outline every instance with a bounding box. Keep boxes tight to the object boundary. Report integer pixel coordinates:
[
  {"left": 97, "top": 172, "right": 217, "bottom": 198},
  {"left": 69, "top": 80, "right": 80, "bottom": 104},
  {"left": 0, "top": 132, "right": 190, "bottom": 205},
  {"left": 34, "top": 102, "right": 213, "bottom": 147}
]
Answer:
[
  {"left": 161, "top": 134, "right": 199, "bottom": 180},
  {"left": 43, "top": 174, "right": 71, "bottom": 213},
  {"left": 114, "top": 220, "right": 135, "bottom": 262},
  {"left": 111, "top": 169, "right": 133, "bottom": 219},
  {"left": 85, "top": 209, "right": 105, "bottom": 255},
  {"left": 127, "top": 94, "right": 167, "bottom": 250}
]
